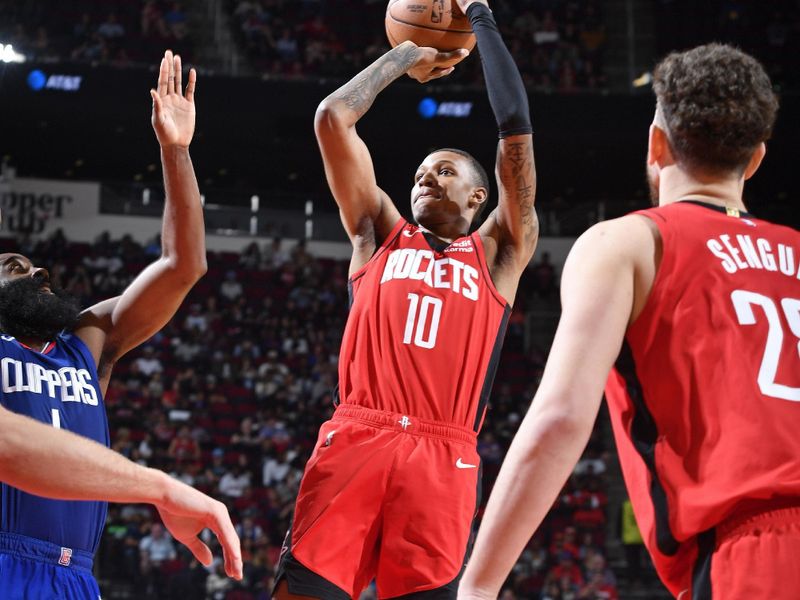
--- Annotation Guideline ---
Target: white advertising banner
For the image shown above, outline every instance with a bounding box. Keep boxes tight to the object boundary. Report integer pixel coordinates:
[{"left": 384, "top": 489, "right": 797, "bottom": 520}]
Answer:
[
  {"left": 0, "top": 178, "right": 576, "bottom": 268},
  {"left": 0, "top": 178, "right": 99, "bottom": 236}
]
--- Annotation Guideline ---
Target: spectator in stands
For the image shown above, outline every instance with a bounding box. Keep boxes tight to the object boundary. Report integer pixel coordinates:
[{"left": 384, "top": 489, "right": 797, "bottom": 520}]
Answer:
[
  {"left": 262, "top": 444, "right": 292, "bottom": 486},
  {"left": 239, "top": 241, "right": 262, "bottom": 269},
  {"left": 231, "top": 416, "right": 261, "bottom": 450},
  {"left": 206, "top": 560, "right": 235, "bottom": 599},
  {"left": 167, "top": 424, "right": 201, "bottom": 462},
  {"left": 183, "top": 301, "right": 208, "bottom": 332},
  {"left": 164, "top": 2, "right": 189, "bottom": 40},
  {"left": 139, "top": 522, "right": 178, "bottom": 595},
  {"left": 220, "top": 270, "right": 244, "bottom": 302},
  {"left": 532, "top": 251, "right": 556, "bottom": 298},
  {"left": 142, "top": 0, "right": 169, "bottom": 38},
  {"left": 574, "top": 447, "right": 607, "bottom": 477},
  {"left": 112, "top": 427, "right": 135, "bottom": 459},
  {"left": 275, "top": 27, "right": 299, "bottom": 63},
  {"left": 135, "top": 345, "right": 164, "bottom": 376},
  {"left": 97, "top": 12, "right": 126, "bottom": 39},
  {"left": 578, "top": 571, "right": 618, "bottom": 599},
  {"left": 135, "top": 432, "right": 154, "bottom": 465},
  {"left": 219, "top": 455, "right": 252, "bottom": 499},
  {"left": 235, "top": 514, "right": 267, "bottom": 546},
  {"left": 264, "top": 237, "right": 289, "bottom": 268}
]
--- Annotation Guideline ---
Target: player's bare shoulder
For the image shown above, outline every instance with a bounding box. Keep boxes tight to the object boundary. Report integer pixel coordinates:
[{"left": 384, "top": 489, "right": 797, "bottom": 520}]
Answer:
[{"left": 572, "top": 214, "right": 661, "bottom": 323}]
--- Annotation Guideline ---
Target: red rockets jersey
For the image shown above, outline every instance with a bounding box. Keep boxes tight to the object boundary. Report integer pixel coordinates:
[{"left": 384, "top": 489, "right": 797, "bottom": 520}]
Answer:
[
  {"left": 604, "top": 201, "right": 800, "bottom": 596},
  {"left": 337, "top": 219, "right": 511, "bottom": 431}
]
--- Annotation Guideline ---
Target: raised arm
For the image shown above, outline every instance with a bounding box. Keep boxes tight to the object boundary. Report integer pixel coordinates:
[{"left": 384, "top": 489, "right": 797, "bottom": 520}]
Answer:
[
  {"left": 0, "top": 405, "right": 242, "bottom": 580},
  {"left": 314, "top": 41, "right": 468, "bottom": 272},
  {"left": 458, "top": 216, "right": 656, "bottom": 599},
  {"left": 463, "top": 1, "right": 538, "bottom": 303},
  {"left": 75, "top": 50, "right": 206, "bottom": 380}
]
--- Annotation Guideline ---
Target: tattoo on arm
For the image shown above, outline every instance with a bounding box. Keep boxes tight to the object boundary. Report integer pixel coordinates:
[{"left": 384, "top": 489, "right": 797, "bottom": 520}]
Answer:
[
  {"left": 499, "top": 139, "right": 537, "bottom": 243},
  {"left": 335, "top": 45, "right": 419, "bottom": 119}
]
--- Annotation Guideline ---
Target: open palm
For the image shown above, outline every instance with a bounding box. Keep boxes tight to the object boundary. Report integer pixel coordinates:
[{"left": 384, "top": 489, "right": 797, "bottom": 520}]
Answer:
[{"left": 151, "top": 50, "right": 196, "bottom": 148}]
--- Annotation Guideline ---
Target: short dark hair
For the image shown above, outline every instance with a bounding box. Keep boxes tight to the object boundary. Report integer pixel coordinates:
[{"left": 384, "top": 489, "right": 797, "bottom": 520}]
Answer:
[
  {"left": 433, "top": 147, "right": 491, "bottom": 223},
  {"left": 653, "top": 43, "right": 778, "bottom": 174}
]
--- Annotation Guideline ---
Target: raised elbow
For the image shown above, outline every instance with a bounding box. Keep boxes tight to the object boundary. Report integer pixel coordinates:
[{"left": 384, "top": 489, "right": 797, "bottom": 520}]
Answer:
[
  {"left": 314, "top": 100, "right": 349, "bottom": 137},
  {"left": 164, "top": 255, "right": 207, "bottom": 286},
  {"left": 193, "top": 256, "right": 208, "bottom": 279},
  {"left": 180, "top": 255, "right": 208, "bottom": 281}
]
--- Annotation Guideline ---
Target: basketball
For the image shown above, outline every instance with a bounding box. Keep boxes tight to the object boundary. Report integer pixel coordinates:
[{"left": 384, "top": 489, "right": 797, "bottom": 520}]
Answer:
[{"left": 385, "top": 0, "right": 476, "bottom": 52}]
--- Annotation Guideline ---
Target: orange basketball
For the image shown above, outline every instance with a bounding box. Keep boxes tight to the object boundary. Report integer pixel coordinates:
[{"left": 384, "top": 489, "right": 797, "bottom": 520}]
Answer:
[{"left": 385, "top": 0, "right": 476, "bottom": 52}]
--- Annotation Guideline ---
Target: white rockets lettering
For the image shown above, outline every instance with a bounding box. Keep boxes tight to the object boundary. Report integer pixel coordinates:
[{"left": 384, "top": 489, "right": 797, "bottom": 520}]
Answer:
[
  {"left": 380, "top": 249, "right": 480, "bottom": 301},
  {"left": 706, "top": 234, "right": 800, "bottom": 279},
  {"left": 0, "top": 357, "right": 99, "bottom": 406}
]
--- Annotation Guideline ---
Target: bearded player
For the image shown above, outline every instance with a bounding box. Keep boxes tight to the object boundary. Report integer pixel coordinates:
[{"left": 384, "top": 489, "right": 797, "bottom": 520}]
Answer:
[
  {"left": 459, "top": 44, "right": 800, "bottom": 600},
  {"left": 0, "top": 50, "right": 241, "bottom": 599},
  {"left": 274, "top": 1, "right": 537, "bottom": 598}
]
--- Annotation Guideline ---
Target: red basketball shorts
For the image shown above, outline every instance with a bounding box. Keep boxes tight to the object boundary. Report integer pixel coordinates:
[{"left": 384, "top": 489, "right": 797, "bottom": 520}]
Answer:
[
  {"left": 280, "top": 404, "right": 482, "bottom": 599},
  {"left": 687, "top": 504, "right": 800, "bottom": 599}
]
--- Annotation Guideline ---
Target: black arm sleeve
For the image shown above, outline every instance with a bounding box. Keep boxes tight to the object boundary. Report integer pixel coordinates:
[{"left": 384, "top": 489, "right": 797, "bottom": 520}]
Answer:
[{"left": 466, "top": 2, "right": 532, "bottom": 138}]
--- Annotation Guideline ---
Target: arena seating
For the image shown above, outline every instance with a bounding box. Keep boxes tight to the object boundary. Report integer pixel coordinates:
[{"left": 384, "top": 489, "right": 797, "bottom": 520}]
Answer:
[
  {"left": 227, "top": 0, "right": 608, "bottom": 90},
  {"left": 7, "top": 229, "right": 619, "bottom": 598}
]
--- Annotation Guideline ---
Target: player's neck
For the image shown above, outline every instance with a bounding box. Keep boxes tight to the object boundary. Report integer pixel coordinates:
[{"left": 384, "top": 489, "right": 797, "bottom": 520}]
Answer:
[
  {"left": 16, "top": 336, "right": 53, "bottom": 352},
  {"left": 658, "top": 168, "right": 748, "bottom": 213},
  {"left": 422, "top": 223, "right": 468, "bottom": 244}
]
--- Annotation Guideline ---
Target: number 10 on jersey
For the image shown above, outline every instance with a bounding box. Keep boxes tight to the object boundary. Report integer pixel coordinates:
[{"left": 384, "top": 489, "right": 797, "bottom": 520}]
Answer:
[{"left": 404, "top": 293, "right": 443, "bottom": 349}]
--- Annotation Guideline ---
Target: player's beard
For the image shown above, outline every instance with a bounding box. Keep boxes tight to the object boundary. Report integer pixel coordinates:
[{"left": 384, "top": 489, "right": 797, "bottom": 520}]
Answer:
[
  {"left": 646, "top": 160, "right": 659, "bottom": 207},
  {"left": 0, "top": 277, "right": 81, "bottom": 341}
]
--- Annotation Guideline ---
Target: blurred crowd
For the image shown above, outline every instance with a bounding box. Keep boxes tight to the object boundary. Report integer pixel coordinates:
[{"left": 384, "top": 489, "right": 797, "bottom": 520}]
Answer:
[
  {"left": 4, "top": 0, "right": 800, "bottom": 95},
  {"left": 229, "top": 0, "right": 607, "bottom": 91},
  {"left": 0, "top": 0, "right": 607, "bottom": 92},
  {"left": 653, "top": 0, "right": 800, "bottom": 91},
  {"left": 4, "top": 228, "right": 621, "bottom": 599},
  {"left": 0, "top": 0, "right": 193, "bottom": 66}
]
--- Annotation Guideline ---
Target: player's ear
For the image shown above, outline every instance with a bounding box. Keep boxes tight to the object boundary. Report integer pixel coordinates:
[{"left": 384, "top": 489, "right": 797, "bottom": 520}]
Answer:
[
  {"left": 648, "top": 123, "right": 663, "bottom": 166},
  {"left": 743, "top": 142, "right": 766, "bottom": 181},
  {"left": 648, "top": 123, "right": 676, "bottom": 170},
  {"left": 470, "top": 186, "right": 488, "bottom": 208}
]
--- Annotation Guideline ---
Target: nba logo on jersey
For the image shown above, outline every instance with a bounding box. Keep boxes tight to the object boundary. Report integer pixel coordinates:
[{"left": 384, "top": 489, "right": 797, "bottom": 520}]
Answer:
[{"left": 59, "top": 546, "right": 73, "bottom": 566}]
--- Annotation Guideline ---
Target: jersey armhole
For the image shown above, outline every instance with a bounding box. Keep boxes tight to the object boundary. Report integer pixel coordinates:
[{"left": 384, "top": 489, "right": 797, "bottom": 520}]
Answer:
[
  {"left": 349, "top": 217, "right": 407, "bottom": 283},
  {"left": 627, "top": 210, "right": 673, "bottom": 333},
  {"left": 471, "top": 232, "right": 511, "bottom": 309},
  {"left": 61, "top": 333, "right": 102, "bottom": 381}
]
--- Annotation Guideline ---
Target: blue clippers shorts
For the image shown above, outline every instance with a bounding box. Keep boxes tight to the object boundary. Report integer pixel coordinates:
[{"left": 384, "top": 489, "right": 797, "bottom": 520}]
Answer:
[{"left": 0, "top": 532, "right": 101, "bottom": 600}]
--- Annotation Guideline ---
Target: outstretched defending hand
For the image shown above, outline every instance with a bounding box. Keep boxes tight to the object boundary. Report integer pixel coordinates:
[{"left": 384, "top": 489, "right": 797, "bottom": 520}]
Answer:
[
  {"left": 151, "top": 49, "right": 196, "bottom": 148},
  {"left": 155, "top": 474, "right": 243, "bottom": 580},
  {"left": 405, "top": 43, "right": 470, "bottom": 83}
]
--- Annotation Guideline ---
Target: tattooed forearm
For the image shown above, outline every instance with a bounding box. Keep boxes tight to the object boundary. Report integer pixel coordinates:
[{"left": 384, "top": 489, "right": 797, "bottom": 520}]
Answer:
[
  {"left": 498, "top": 138, "right": 538, "bottom": 244},
  {"left": 516, "top": 173, "right": 537, "bottom": 242},
  {"left": 507, "top": 142, "right": 529, "bottom": 176},
  {"left": 329, "top": 43, "right": 419, "bottom": 121}
]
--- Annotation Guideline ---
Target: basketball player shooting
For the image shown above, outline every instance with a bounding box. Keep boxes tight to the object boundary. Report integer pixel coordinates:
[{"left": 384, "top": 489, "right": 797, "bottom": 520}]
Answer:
[
  {"left": 273, "top": 1, "right": 537, "bottom": 599},
  {"left": 0, "top": 50, "right": 241, "bottom": 599},
  {"left": 458, "top": 44, "right": 800, "bottom": 600}
]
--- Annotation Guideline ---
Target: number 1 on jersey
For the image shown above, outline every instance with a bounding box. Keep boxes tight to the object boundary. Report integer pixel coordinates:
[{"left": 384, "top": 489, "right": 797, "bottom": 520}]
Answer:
[
  {"left": 403, "top": 293, "right": 442, "bottom": 349},
  {"left": 51, "top": 408, "right": 61, "bottom": 429}
]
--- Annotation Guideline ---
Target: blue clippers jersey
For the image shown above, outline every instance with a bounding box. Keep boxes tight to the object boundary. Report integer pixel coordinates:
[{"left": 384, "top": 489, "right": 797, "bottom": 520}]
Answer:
[{"left": 0, "top": 333, "right": 109, "bottom": 554}]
